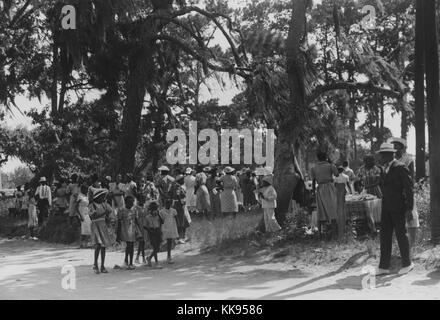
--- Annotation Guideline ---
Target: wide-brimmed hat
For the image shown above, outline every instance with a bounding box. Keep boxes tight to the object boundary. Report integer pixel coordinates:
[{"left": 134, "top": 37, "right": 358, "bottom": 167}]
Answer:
[
  {"left": 387, "top": 137, "right": 407, "bottom": 148},
  {"left": 175, "top": 174, "right": 184, "bottom": 182},
  {"left": 377, "top": 143, "right": 397, "bottom": 154},
  {"left": 39, "top": 177, "right": 47, "bottom": 182},
  {"left": 185, "top": 167, "right": 193, "bottom": 174},
  {"left": 158, "top": 165, "right": 170, "bottom": 172},
  {"left": 224, "top": 166, "right": 235, "bottom": 174},
  {"left": 203, "top": 166, "right": 212, "bottom": 173},
  {"left": 93, "top": 188, "right": 108, "bottom": 200},
  {"left": 262, "top": 175, "right": 273, "bottom": 185}
]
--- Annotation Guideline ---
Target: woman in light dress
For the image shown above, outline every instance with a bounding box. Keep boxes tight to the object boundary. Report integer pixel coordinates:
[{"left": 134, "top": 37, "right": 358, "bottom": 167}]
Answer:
[
  {"left": 219, "top": 167, "right": 239, "bottom": 217},
  {"left": 77, "top": 184, "right": 91, "bottom": 248},
  {"left": 184, "top": 168, "right": 197, "bottom": 212},
  {"left": 195, "top": 166, "right": 211, "bottom": 218},
  {"left": 310, "top": 151, "right": 339, "bottom": 240},
  {"left": 27, "top": 191, "right": 38, "bottom": 240},
  {"left": 257, "top": 175, "right": 281, "bottom": 232}
]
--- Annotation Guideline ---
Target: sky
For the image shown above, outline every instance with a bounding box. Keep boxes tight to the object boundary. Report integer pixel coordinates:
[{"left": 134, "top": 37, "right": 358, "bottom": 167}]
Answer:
[{"left": 0, "top": 0, "right": 422, "bottom": 173}]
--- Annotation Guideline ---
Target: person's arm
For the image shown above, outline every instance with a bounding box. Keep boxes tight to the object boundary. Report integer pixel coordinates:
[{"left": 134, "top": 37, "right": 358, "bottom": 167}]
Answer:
[{"left": 48, "top": 187, "right": 52, "bottom": 206}]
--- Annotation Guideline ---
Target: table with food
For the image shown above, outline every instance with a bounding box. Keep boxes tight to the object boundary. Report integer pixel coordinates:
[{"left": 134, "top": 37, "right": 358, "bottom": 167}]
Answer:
[{"left": 345, "top": 193, "right": 381, "bottom": 237}]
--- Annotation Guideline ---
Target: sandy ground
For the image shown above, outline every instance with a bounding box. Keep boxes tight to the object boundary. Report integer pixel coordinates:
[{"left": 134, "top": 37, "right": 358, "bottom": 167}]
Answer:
[{"left": 0, "top": 237, "right": 439, "bottom": 300}]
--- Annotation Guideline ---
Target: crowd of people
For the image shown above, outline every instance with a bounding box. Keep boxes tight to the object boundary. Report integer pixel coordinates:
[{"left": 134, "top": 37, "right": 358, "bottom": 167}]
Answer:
[
  {"left": 309, "top": 137, "right": 419, "bottom": 245},
  {"left": 11, "top": 164, "right": 280, "bottom": 273},
  {"left": 8, "top": 136, "right": 421, "bottom": 275},
  {"left": 310, "top": 137, "right": 419, "bottom": 274}
]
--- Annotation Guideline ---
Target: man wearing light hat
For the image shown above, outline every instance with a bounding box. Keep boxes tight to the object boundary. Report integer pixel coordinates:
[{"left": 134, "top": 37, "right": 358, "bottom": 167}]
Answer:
[
  {"left": 376, "top": 142, "right": 414, "bottom": 275},
  {"left": 388, "top": 137, "right": 419, "bottom": 248},
  {"left": 35, "top": 177, "right": 52, "bottom": 226}
]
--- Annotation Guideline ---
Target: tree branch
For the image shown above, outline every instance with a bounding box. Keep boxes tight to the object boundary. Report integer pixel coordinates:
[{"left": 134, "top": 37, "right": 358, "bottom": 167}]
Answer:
[
  {"left": 153, "top": 34, "right": 249, "bottom": 79},
  {"left": 307, "top": 81, "right": 403, "bottom": 106}
]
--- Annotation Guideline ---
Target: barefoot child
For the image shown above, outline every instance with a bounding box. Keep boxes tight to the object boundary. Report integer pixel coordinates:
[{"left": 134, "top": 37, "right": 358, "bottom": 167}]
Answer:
[
  {"left": 160, "top": 199, "right": 179, "bottom": 264},
  {"left": 135, "top": 195, "right": 148, "bottom": 264},
  {"left": 89, "top": 189, "right": 114, "bottom": 274},
  {"left": 116, "top": 196, "right": 138, "bottom": 270},
  {"left": 145, "top": 202, "right": 163, "bottom": 268}
]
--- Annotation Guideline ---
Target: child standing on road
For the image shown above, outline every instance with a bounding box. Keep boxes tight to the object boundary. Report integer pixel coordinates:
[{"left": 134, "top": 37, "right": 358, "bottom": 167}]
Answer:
[
  {"left": 135, "top": 195, "right": 148, "bottom": 265},
  {"left": 160, "top": 199, "right": 179, "bottom": 264},
  {"left": 116, "top": 196, "right": 138, "bottom": 270},
  {"left": 145, "top": 202, "right": 163, "bottom": 268}
]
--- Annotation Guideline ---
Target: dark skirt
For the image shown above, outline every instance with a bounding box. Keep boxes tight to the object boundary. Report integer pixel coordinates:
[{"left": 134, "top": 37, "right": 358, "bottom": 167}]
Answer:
[
  {"left": 148, "top": 228, "right": 162, "bottom": 250},
  {"left": 174, "top": 201, "right": 189, "bottom": 229}
]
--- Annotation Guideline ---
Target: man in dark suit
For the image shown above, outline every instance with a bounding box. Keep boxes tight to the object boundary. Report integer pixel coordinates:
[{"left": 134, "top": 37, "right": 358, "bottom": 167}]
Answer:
[{"left": 376, "top": 143, "right": 414, "bottom": 275}]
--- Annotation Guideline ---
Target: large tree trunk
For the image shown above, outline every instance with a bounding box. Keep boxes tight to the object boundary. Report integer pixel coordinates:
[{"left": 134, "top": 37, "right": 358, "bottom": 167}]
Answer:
[
  {"left": 118, "top": 46, "right": 154, "bottom": 175},
  {"left": 415, "top": 0, "right": 426, "bottom": 180},
  {"left": 423, "top": 0, "right": 440, "bottom": 244},
  {"left": 273, "top": 0, "right": 307, "bottom": 226},
  {"left": 117, "top": 4, "right": 173, "bottom": 174}
]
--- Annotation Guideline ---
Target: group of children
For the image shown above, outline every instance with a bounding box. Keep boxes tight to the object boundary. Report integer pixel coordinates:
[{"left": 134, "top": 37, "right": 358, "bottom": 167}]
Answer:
[{"left": 86, "top": 188, "right": 184, "bottom": 274}]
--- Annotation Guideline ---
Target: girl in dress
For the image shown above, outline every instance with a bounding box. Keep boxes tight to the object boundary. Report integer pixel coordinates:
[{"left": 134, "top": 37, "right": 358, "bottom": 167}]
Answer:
[
  {"left": 116, "top": 196, "right": 138, "bottom": 270},
  {"left": 28, "top": 192, "right": 38, "bottom": 240},
  {"left": 145, "top": 202, "right": 163, "bottom": 268},
  {"left": 160, "top": 199, "right": 179, "bottom": 264},
  {"left": 135, "top": 195, "right": 148, "bottom": 265},
  {"left": 258, "top": 175, "right": 281, "bottom": 233},
  {"left": 89, "top": 189, "right": 114, "bottom": 274}
]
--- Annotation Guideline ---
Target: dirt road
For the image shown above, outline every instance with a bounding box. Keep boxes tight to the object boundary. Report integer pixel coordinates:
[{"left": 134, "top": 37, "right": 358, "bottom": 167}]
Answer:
[{"left": 0, "top": 238, "right": 439, "bottom": 300}]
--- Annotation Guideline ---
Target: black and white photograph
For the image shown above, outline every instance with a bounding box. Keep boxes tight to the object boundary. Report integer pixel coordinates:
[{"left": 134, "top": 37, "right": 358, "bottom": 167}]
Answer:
[{"left": 0, "top": 0, "right": 439, "bottom": 303}]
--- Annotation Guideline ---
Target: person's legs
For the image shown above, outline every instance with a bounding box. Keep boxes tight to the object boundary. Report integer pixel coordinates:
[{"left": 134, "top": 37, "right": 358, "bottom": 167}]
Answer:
[
  {"left": 129, "top": 242, "right": 134, "bottom": 266},
  {"left": 408, "top": 227, "right": 417, "bottom": 248},
  {"left": 124, "top": 242, "right": 129, "bottom": 265},
  {"left": 29, "top": 227, "right": 34, "bottom": 238},
  {"left": 100, "top": 246, "right": 107, "bottom": 272},
  {"left": 93, "top": 244, "right": 101, "bottom": 273},
  {"left": 379, "top": 210, "right": 393, "bottom": 270},
  {"left": 391, "top": 212, "right": 411, "bottom": 268},
  {"left": 167, "top": 239, "right": 172, "bottom": 260}
]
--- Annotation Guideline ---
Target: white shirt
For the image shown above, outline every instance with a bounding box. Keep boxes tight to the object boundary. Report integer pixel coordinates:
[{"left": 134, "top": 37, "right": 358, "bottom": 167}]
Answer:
[{"left": 35, "top": 185, "right": 52, "bottom": 205}]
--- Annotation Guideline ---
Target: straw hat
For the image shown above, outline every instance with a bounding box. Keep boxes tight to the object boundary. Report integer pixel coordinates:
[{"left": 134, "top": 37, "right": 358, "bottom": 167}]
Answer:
[
  {"left": 39, "top": 177, "right": 47, "bottom": 182},
  {"left": 387, "top": 137, "right": 407, "bottom": 148},
  {"left": 377, "top": 142, "right": 397, "bottom": 154},
  {"left": 158, "top": 165, "right": 170, "bottom": 172},
  {"left": 93, "top": 188, "right": 108, "bottom": 200},
  {"left": 224, "top": 166, "right": 235, "bottom": 174},
  {"left": 262, "top": 175, "right": 274, "bottom": 185},
  {"left": 203, "top": 166, "right": 212, "bottom": 173},
  {"left": 185, "top": 167, "right": 192, "bottom": 175}
]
